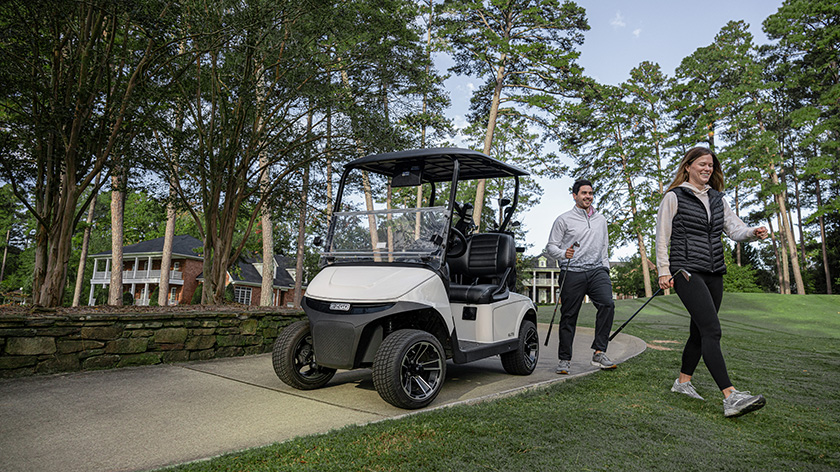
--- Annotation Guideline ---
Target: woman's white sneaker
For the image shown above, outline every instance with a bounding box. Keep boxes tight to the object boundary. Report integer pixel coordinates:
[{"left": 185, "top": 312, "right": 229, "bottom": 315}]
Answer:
[
  {"left": 723, "top": 388, "right": 766, "bottom": 417},
  {"left": 671, "top": 379, "right": 705, "bottom": 400}
]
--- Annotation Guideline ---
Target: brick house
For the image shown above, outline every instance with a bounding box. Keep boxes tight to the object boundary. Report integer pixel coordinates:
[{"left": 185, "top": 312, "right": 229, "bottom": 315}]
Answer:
[
  {"left": 215, "top": 255, "right": 301, "bottom": 308},
  {"left": 87, "top": 235, "right": 302, "bottom": 306}
]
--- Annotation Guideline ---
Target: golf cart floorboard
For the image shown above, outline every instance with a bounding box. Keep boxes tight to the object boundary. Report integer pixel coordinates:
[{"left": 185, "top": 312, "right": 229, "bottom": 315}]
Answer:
[
  {"left": 458, "top": 340, "right": 484, "bottom": 351},
  {"left": 453, "top": 338, "right": 518, "bottom": 364}
]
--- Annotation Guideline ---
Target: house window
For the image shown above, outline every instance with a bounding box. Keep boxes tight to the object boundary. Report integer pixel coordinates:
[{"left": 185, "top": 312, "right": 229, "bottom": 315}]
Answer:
[
  {"left": 173, "top": 261, "right": 180, "bottom": 271},
  {"left": 169, "top": 287, "right": 178, "bottom": 304},
  {"left": 234, "top": 286, "right": 252, "bottom": 305},
  {"left": 538, "top": 258, "right": 546, "bottom": 268}
]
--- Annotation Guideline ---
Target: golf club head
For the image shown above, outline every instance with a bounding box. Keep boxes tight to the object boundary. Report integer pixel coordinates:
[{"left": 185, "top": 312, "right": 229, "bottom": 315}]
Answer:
[
  {"left": 573, "top": 241, "right": 580, "bottom": 248},
  {"left": 679, "top": 269, "right": 692, "bottom": 282}
]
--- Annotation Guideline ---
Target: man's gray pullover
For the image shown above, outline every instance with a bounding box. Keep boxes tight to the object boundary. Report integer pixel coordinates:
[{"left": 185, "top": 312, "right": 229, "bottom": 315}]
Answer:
[{"left": 546, "top": 206, "right": 610, "bottom": 272}]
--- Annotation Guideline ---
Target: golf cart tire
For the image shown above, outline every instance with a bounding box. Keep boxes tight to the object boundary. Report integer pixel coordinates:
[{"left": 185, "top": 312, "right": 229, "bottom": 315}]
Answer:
[
  {"left": 500, "top": 320, "right": 539, "bottom": 375},
  {"left": 272, "top": 320, "right": 336, "bottom": 390},
  {"left": 373, "top": 329, "right": 447, "bottom": 409}
]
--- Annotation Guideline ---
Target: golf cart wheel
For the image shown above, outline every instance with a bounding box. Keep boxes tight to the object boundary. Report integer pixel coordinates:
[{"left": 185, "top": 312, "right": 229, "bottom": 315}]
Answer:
[
  {"left": 272, "top": 320, "right": 336, "bottom": 390},
  {"left": 373, "top": 329, "right": 446, "bottom": 409},
  {"left": 501, "top": 320, "right": 539, "bottom": 375}
]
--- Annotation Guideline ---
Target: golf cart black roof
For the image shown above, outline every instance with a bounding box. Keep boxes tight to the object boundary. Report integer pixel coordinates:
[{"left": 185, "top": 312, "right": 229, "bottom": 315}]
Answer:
[{"left": 347, "top": 148, "right": 529, "bottom": 182}]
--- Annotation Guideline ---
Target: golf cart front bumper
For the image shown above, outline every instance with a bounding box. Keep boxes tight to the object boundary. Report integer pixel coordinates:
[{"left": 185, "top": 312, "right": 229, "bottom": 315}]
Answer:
[{"left": 302, "top": 297, "right": 434, "bottom": 370}]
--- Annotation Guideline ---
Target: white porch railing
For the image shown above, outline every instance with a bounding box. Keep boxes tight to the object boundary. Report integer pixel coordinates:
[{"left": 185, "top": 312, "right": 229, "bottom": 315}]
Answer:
[{"left": 91, "top": 270, "right": 183, "bottom": 282}]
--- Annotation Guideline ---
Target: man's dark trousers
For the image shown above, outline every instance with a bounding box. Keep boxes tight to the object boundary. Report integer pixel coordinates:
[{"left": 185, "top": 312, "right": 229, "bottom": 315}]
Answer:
[{"left": 557, "top": 267, "right": 615, "bottom": 360}]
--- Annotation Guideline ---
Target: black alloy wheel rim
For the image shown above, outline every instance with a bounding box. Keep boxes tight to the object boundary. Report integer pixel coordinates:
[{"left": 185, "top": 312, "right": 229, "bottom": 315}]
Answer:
[
  {"left": 524, "top": 325, "right": 538, "bottom": 369},
  {"left": 295, "top": 334, "right": 326, "bottom": 379},
  {"left": 400, "top": 341, "right": 444, "bottom": 400}
]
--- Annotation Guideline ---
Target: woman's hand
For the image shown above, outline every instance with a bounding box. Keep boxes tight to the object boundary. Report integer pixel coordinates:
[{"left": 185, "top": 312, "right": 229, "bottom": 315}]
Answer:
[
  {"left": 658, "top": 275, "right": 673, "bottom": 290},
  {"left": 754, "top": 226, "right": 769, "bottom": 240}
]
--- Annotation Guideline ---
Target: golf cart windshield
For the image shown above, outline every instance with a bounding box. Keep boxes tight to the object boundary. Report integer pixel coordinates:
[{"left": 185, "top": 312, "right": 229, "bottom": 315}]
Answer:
[
  {"left": 324, "top": 206, "right": 448, "bottom": 267},
  {"left": 321, "top": 148, "right": 529, "bottom": 270}
]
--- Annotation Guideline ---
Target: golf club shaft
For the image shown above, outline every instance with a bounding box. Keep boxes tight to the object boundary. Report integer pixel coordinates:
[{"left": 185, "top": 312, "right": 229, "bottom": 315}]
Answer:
[
  {"left": 544, "top": 260, "right": 570, "bottom": 346},
  {"left": 608, "top": 269, "right": 688, "bottom": 341},
  {"left": 544, "top": 242, "right": 579, "bottom": 347}
]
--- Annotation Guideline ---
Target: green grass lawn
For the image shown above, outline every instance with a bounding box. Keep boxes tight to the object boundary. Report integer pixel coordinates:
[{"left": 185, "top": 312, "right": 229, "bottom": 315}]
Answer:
[{"left": 163, "top": 294, "right": 840, "bottom": 471}]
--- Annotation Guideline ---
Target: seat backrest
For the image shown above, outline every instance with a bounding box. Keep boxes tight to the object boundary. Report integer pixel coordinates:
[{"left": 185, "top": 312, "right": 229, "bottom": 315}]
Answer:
[{"left": 449, "top": 233, "right": 515, "bottom": 281}]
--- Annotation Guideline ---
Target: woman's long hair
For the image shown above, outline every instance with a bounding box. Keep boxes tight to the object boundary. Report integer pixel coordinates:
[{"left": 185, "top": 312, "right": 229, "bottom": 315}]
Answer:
[{"left": 666, "top": 147, "right": 724, "bottom": 192}]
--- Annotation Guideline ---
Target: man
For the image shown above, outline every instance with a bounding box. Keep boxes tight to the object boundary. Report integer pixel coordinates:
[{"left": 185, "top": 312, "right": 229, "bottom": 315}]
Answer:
[{"left": 546, "top": 179, "right": 616, "bottom": 374}]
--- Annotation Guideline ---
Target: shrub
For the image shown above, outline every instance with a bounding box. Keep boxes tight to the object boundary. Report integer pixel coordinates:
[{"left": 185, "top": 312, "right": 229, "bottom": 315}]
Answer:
[{"left": 149, "top": 287, "right": 160, "bottom": 306}]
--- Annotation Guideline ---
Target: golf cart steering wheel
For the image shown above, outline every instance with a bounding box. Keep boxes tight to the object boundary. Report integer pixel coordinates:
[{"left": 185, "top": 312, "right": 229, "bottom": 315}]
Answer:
[{"left": 447, "top": 227, "right": 467, "bottom": 258}]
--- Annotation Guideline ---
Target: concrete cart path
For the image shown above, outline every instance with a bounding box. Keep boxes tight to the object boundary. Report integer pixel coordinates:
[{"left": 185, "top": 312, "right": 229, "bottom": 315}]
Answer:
[{"left": 0, "top": 326, "right": 646, "bottom": 472}]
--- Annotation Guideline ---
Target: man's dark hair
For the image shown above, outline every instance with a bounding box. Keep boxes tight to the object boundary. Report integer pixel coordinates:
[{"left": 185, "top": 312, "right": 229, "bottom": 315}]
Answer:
[{"left": 572, "top": 179, "right": 593, "bottom": 195}]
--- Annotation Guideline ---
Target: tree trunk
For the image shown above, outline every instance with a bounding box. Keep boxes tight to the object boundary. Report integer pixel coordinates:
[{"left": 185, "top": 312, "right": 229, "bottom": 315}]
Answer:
[
  {"left": 769, "top": 163, "right": 804, "bottom": 293},
  {"left": 72, "top": 173, "right": 101, "bottom": 306},
  {"left": 109, "top": 170, "right": 125, "bottom": 306},
  {"left": 815, "top": 179, "right": 832, "bottom": 294},
  {"left": 734, "top": 186, "right": 742, "bottom": 266},
  {"left": 260, "top": 190, "right": 275, "bottom": 306},
  {"left": 755, "top": 111, "right": 803, "bottom": 294},
  {"left": 294, "top": 165, "right": 310, "bottom": 308},
  {"left": 791, "top": 154, "right": 806, "bottom": 267},
  {"left": 417, "top": 2, "right": 432, "bottom": 238},
  {"left": 474, "top": 58, "right": 507, "bottom": 230},
  {"left": 775, "top": 210, "right": 791, "bottom": 295},
  {"left": 35, "top": 152, "right": 80, "bottom": 306},
  {"left": 766, "top": 214, "right": 784, "bottom": 294},
  {"left": 0, "top": 229, "right": 10, "bottom": 284},
  {"left": 258, "top": 65, "right": 274, "bottom": 307},
  {"left": 158, "top": 193, "right": 176, "bottom": 306},
  {"left": 386, "top": 185, "right": 395, "bottom": 262},
  {"left": 159, "top": 40, "right": 187, "bottom": 307},
  {"left": 362, "top": 171, "right": 381, "bottom": 262},
  {"left": 200, "top": 236, "right": 213, "bottom": 305}
]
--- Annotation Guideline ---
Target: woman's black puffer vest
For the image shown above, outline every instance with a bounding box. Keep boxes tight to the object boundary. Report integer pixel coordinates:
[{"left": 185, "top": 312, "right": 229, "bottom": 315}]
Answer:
[{"left": 668, "top": 186, "right": 726, "bottom": 274}]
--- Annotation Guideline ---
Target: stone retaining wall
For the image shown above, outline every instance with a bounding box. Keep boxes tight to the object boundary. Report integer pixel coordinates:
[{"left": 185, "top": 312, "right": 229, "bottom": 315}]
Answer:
[{"left": 0, "top": 310, "right": 304, "bottom": 378}]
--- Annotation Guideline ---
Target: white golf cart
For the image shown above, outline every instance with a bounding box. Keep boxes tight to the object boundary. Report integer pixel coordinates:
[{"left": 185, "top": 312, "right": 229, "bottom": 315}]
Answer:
[{"left": 272, "top": 148, "right": 539, "bottom": 409}]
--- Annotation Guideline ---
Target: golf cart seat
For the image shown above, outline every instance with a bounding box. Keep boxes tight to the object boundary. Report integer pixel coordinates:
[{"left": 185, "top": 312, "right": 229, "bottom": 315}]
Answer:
[{"left": 448, "top": 232, "right": 515, "bottom": 304}]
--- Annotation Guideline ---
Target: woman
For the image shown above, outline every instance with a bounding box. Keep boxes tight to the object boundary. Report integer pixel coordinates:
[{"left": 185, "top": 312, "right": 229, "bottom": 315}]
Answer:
[{"left": 656, "top": 146, "right": 769, "bottom": 418}]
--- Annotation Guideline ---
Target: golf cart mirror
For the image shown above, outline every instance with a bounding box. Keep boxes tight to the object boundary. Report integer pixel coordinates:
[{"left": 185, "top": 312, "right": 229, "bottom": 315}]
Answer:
[
  {"left": 500, "top": 197, "right": 511, "bottom": 207},
  {"left": 510, "top": 220, "right": 520, "bottom": 227},
  {"left": 516, "top": 246, "right": 525, "bottom": 253},
  {"left": 313, "top": 236, "right": 323, "bottom": 247},
  {"left": 391, "top": 164, "right": 423, "bottom": 187}
]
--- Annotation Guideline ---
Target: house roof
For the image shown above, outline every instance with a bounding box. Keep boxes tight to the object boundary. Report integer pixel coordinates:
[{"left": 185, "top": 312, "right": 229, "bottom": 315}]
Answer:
[
  {"left": 90, "top": 235, "right": 203, "bottom": 259},
  {"left": 228, "top": 255, "right": 296, "bottom": 288},
  {"left": 530, "top": 252, "right": 564, "bottom": 269}
]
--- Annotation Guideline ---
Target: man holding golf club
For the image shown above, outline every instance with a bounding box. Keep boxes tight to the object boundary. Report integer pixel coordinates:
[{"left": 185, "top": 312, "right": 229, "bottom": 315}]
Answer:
[
  {"left": 656, "top": 146, "right": 769, "bottom": 418},
  {"left": 546, "top": 179, "right": 616, "bottom": 374}
]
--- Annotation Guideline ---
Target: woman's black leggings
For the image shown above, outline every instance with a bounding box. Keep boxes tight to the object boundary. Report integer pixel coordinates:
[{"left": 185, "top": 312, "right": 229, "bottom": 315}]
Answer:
[{"left": 673, "top": 270, "right": 733, "bottom": 391}]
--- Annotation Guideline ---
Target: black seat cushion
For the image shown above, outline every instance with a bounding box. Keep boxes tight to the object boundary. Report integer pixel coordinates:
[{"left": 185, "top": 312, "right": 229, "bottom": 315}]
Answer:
[
  {"left": 449, "top": 233, "right": 515, "bottom": 304},
  {"left": 448, "top": 283, "right": 500, "bottom": 305}
]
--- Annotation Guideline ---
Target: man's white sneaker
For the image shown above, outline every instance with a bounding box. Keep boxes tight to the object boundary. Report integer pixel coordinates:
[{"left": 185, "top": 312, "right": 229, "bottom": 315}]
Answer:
[
  {"left": 555, "top": 360, "right": 571, "bottom": 374},
  {"left": 591, "top": 352, "right": 616, "bottom": 369}
]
